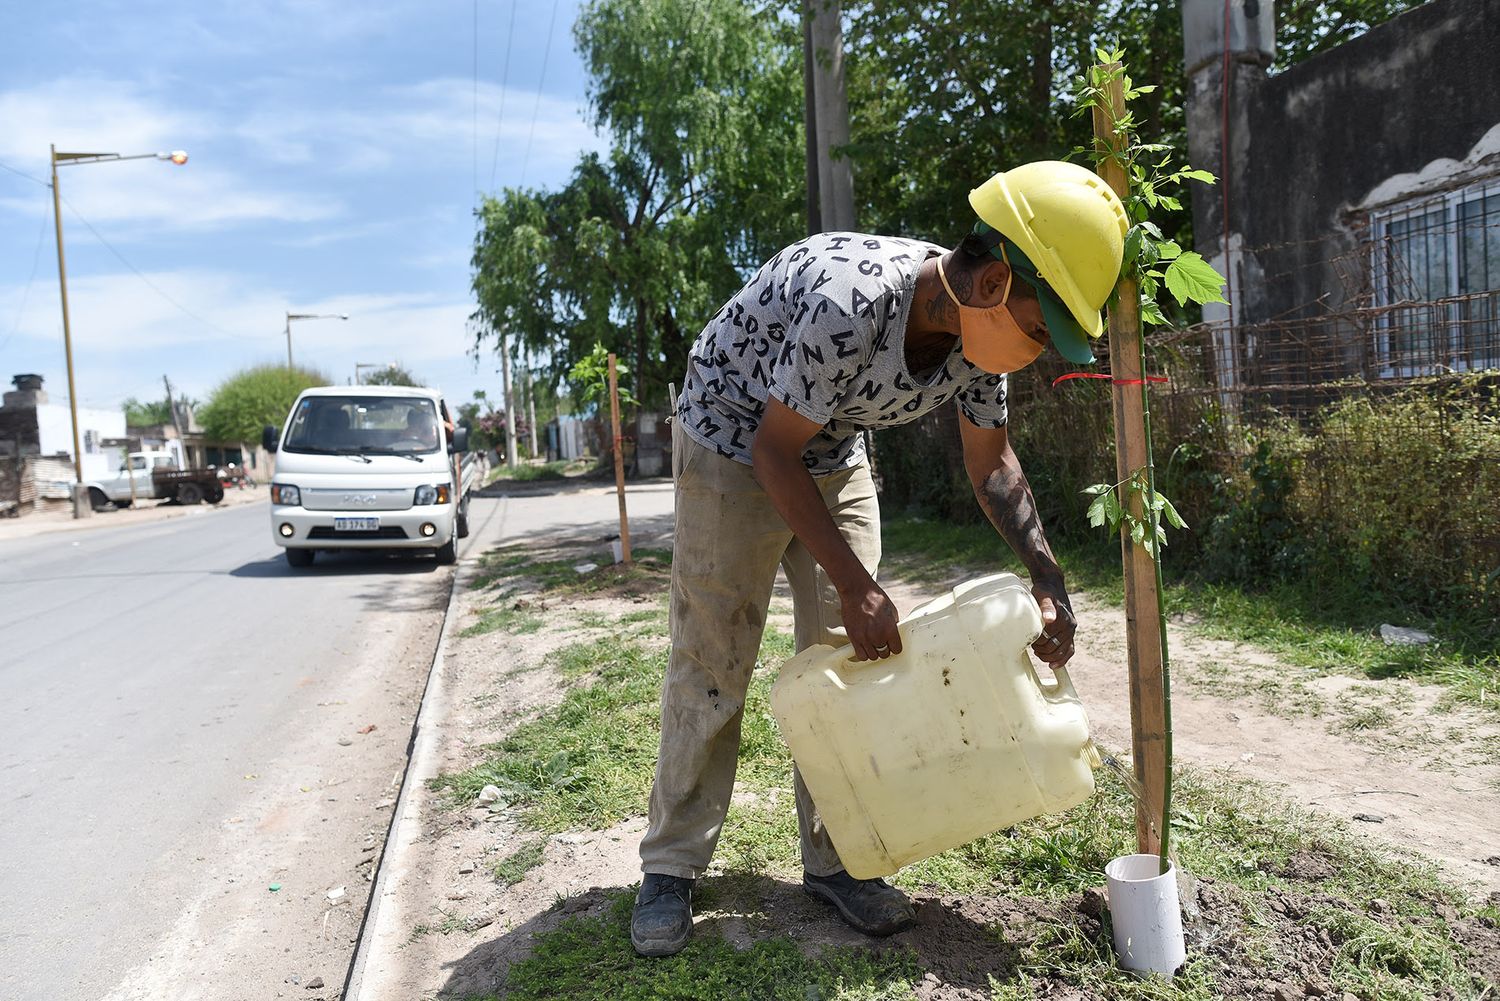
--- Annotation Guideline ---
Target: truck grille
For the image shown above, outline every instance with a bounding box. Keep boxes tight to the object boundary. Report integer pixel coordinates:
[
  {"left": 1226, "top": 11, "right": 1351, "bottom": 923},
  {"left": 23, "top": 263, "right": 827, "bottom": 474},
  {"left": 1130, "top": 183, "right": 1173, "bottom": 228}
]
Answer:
[
  {"left": 307, "top": 526, "right": 410, "bottom": 540},
  {"left": 301, "top": 488, "right": 413, "bottom": 512}
]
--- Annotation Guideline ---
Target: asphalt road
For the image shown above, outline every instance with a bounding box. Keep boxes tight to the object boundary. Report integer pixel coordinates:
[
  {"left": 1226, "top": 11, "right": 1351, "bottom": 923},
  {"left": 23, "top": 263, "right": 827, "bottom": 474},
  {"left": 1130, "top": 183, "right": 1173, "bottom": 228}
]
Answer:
[{"left": 0, "top": 482, "right": 676, "bottom": 1001}]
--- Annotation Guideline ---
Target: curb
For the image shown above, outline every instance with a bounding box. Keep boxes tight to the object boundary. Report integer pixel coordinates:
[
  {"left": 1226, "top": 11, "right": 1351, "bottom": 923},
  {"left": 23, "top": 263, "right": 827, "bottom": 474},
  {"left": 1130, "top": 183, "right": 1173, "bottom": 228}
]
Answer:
[{"left": 342, "top": 496, "right": 507, "bottom": 1000}]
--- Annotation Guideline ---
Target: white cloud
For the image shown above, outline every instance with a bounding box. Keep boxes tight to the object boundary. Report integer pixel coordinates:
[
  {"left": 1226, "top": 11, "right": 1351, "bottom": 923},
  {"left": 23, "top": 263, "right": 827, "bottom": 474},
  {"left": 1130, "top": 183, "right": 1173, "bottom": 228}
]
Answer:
[
  {"left": 0, "top": 77, "right": 346, "bottom": 231},
  {"left": 232, "top": 77, "right": 604, "bottom": 184}
]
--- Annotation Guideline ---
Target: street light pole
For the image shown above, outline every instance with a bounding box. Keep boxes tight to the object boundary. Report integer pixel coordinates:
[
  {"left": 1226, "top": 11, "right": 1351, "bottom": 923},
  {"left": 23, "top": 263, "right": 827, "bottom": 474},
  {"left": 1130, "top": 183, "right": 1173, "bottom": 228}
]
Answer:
[
  {"left": 285, "top": 311, "right": 349, "bottom": 369},
  {"left": 49, "top": 145, "right": 83, "bottom": 492},
  {"left": 50, "top": 145, "right": 188, "bottom": 517}
]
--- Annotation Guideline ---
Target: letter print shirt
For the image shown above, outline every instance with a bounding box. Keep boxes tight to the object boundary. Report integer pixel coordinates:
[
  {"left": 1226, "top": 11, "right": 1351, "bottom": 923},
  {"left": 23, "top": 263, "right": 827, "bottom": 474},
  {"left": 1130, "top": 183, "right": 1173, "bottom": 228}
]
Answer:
[{"left": 676, "top": 232, "right": 1009, "bottom": 474}]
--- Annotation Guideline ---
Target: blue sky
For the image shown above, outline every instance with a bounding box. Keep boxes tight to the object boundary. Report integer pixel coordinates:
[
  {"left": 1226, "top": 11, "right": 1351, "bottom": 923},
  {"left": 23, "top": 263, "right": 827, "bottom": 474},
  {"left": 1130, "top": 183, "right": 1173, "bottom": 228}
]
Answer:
[{"left": 0, "top": 0, "right": 600, "bottom": 415}]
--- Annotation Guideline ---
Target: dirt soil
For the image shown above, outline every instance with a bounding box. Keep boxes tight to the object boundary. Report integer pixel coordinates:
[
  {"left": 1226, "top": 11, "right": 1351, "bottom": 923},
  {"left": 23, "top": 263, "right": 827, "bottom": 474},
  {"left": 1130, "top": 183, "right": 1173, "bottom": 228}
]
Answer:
[{"left": 385, "top": 543, "right": 1500, "bottom": 999}]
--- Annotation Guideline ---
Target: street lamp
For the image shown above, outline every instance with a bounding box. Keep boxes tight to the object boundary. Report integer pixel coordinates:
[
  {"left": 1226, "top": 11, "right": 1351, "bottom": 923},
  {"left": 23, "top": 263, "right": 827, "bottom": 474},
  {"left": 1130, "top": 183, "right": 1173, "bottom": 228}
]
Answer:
[
  {"left": 50, "top": 145, "right": 188, "bottom": 518},
  {"left": 284, "top": 312, "right": 348, "bottom": 369}
]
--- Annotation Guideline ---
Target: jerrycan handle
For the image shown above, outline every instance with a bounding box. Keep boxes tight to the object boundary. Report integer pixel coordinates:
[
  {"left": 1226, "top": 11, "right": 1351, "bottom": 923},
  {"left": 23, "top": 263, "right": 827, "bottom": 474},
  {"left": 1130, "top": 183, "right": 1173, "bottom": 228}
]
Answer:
[
  {"left": 1029, "top": 659, "right": 1080, "bottom": 704},
  {"left": 829, "top": 628, "right": 909, "bottom": 688}
]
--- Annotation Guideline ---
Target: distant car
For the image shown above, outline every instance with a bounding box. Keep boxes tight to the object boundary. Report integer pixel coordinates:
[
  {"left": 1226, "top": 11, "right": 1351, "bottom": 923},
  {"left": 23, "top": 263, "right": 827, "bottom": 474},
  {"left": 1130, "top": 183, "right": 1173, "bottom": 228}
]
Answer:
[{"left": 263, "top": 386, "right": 477, "bottom": 568}]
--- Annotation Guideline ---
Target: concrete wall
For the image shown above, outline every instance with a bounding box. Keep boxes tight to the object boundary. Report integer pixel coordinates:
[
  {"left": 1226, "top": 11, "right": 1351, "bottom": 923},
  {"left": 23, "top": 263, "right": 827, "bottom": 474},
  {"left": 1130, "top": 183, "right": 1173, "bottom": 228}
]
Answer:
[
  {"left": 1185, "top": 0, "right": 1500, "bottom": 353},
  {"left": 35, "top": 403, "right": 126, "bottom": 481}
]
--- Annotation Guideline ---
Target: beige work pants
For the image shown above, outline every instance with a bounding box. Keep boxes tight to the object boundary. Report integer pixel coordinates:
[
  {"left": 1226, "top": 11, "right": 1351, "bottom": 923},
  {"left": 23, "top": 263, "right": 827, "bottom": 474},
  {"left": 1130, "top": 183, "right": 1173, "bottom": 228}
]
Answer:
[{"left": 638, "top": 422, "right": 880, "bottom": 880}]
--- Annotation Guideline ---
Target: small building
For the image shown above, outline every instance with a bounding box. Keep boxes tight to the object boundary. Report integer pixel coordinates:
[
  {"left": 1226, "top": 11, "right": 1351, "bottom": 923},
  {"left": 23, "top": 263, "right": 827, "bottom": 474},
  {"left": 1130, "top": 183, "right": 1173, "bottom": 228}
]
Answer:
[
  {"left": 1181, "top": 0, "right": 1498, "bottom": 407},
  {"left": 0, "top": 374, "right": 125, "bottom": 514}
]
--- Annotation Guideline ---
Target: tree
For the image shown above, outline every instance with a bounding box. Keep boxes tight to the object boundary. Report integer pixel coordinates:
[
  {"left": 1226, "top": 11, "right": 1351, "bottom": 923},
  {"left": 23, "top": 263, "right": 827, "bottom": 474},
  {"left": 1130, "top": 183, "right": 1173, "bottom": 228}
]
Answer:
[
  {"left": 362, "top": 363, "right": 423, "bottom": 387},
  {"left": 122, "top": 397, "right": 175, "bottom": 427},
  {"left": 471, "top": 0, "right": 805, "bottom": 412},
  {"left": 198, "top": 365, "right": 327, "bottom": 443}
]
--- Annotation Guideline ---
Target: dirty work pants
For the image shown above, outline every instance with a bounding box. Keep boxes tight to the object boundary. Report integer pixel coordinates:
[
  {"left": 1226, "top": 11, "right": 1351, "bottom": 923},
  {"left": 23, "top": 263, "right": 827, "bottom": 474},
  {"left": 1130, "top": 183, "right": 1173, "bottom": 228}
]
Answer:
[{"left": 638, "top": 422, "right": 880, "bottom": 880}]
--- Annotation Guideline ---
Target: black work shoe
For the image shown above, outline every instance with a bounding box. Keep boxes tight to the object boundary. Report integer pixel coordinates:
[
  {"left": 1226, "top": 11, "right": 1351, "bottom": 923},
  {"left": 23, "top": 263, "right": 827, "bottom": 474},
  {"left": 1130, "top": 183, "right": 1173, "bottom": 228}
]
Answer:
[
  {"left": 631, "top": 873, "right": 694, "bottom": 957},
  {"left": 803, "top": 870, "right": 916, "bottom": 936}
]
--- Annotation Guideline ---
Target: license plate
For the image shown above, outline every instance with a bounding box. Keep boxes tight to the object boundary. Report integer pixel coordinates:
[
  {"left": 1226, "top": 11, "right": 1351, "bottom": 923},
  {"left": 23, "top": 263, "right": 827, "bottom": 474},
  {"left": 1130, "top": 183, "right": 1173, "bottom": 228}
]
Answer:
[{"left": 334, "top": 517, "right": 380, "bottom": 532}]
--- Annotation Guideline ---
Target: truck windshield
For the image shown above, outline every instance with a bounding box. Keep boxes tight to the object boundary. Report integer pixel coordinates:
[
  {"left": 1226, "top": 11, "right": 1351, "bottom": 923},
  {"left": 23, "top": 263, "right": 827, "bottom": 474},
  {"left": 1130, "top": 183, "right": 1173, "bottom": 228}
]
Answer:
[{"left": 282, "top": 396, "right": 442, "bottom": 455}]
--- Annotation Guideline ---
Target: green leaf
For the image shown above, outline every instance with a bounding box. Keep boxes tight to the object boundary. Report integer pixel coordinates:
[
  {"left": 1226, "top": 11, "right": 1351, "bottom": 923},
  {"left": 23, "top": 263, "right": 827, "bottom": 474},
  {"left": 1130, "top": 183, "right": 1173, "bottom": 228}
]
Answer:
[
  {"left": 1140, "top": 297, "right": 1168, "bottom": 326},
  {"left": 1164, "top": 251, "right": 1229, "bottom": 307},
  {"left": 1161, "top": 496, "right": 1189, "bottom": 530},
  {"left": 1182, "top": 168, "right": 1216, "bottom": 184},
  {"left": 1156, "top": 240, "right": 1182, "bottom": 261}
]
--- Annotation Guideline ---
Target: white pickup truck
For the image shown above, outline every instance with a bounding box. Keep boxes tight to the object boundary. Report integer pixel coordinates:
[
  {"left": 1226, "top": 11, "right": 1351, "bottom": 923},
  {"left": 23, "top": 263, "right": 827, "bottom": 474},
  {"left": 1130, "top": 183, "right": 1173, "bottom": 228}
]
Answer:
[
  {"left": 263, "top": 386, "right": 478, "bottom": 568},
  {"left": 83, "top": 451, "right": 225, "bottom": 510}
]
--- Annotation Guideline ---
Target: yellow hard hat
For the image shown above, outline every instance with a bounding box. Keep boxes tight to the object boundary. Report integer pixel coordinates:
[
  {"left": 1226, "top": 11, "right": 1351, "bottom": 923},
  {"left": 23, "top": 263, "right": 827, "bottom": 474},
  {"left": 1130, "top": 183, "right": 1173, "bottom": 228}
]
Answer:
[{"left": 968, "top": 161, "right": 1128, "bottom": 362}]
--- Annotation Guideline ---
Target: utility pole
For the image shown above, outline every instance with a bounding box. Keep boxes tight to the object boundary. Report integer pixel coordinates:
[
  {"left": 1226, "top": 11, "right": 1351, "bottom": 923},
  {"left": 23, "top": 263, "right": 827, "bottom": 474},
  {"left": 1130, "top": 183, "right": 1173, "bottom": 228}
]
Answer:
[
  {"left": 162, "top": 375, "right": 185, "bottom": 440},
  {"left": 499, "top": 329, "right": 518, "bottom": 470},
  {"left": 802, "top": 0, "right": 856, "bottom": 236},
  {"left": 525, "top": 361, "right": 539, "bottom": 459},
  {"left": 49, "top": 145, "right": 88, "bottom": 517}
]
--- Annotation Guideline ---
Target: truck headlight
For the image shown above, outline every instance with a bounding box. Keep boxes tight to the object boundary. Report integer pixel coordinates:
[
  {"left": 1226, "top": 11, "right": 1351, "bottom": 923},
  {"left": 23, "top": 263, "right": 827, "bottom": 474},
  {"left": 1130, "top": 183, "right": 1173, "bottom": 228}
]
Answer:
[
  {"left": 271, "top": 484, "right": 301, "bottom": 506},
  {"left": 414, "top": 484, "right": 450, "bottom": 505}
]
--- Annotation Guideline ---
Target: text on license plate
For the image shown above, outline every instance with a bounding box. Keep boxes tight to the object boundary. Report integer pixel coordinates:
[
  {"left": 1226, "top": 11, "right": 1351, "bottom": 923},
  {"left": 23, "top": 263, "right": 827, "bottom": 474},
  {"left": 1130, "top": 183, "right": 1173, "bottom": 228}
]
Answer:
[{"left": 334, "top": 517, "right": 380, "bottom": 532}]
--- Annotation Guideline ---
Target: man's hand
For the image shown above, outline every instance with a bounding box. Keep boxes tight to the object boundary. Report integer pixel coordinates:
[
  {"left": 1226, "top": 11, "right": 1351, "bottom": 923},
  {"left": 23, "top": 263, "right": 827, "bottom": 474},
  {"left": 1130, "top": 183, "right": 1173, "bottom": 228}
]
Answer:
[
  {"left": 1030, "top": 577, "right": 1076, "bottom": 667},
  {"left": 840, "top": 579, "right": 902, "bottom": 662}
]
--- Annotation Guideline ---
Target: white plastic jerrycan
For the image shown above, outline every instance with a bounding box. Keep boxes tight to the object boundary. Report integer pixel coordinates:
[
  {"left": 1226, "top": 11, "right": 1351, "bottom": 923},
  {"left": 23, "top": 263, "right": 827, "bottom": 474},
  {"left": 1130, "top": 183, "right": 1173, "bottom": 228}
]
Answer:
[{"left": 770, "top": 572, "right": 1099, "bottom": 879}]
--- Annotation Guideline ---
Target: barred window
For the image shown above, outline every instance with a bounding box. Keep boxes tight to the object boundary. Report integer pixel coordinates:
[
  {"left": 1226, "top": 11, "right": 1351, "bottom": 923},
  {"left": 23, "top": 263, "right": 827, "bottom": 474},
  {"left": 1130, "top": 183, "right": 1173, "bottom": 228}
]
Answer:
[{"left": 1372, "top": 177, "right": 1500, "bottom": 376}]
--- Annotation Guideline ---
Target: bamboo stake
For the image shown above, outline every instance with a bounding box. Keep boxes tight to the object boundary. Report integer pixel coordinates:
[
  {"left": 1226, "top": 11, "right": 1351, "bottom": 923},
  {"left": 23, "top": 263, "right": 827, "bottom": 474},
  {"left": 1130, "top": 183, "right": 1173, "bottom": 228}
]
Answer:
[
  {"left": 607, "top": 353, "right": 632, "bottom": 565},
  {"left": 1092, "top": 63, "right": 1169, "bottom": 859}
]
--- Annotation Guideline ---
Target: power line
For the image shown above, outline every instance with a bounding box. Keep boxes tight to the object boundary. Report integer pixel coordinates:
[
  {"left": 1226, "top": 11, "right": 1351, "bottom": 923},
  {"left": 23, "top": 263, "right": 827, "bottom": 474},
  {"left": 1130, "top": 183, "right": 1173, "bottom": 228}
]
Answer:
[
  {"left": 0, "top": 157, "right": 47, "bottom": 187},
  {"left": 0, "top": 193, "right": 52, "bottom": 353},
  {"left": 519, "top": 0, "right": 562, "bottom": 188},
  {"left": 486, "top": 0, "right": 519, "bottom": 192},
  {"left": 58, "top": 194, "right": 276, "bottom": 343}
]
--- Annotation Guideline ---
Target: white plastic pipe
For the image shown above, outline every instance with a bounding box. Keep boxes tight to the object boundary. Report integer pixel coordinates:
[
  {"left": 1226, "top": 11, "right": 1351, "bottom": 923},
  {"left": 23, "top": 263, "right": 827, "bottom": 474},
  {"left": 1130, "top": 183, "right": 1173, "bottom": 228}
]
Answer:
[{"left": 1106, "top": 853, "right": 1187, "bottom": 976}]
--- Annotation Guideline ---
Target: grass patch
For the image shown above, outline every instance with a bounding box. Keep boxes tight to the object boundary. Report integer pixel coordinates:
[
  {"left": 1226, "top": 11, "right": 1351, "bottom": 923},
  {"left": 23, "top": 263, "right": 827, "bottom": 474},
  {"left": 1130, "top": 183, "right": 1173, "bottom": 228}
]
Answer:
[
  {"left": 432, "top": 627, "right": 797, "bottom": 833},
  {"left": 461, "top": 603, "right": 544, "bottom": 638},
  {"left": 882, "top": 515, "right": 1500, "bottom": 717},
  {"left": 493, "top": 894, "right": 919, "bottom": 1001},
  {"left": 468, "top": 545, "right": 674, "bottom": 597},
  {"left": 494, "top": 837, "right": 548, "bottom": 887},
  {"left": 486, "top": 459, "right": 594, "bottom": 485}
]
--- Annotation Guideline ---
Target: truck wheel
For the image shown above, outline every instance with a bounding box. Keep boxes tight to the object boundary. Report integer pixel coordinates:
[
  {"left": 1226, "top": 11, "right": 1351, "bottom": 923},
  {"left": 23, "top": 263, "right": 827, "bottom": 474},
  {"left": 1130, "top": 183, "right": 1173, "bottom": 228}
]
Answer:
[
  {"left": 205, "top": 484, "right": 224, "bottom": 505},
  {"left": 456, "top": 499, "right": 470, "bottom": 539},
  {"left": 114, "top": 498, "right": 132, "bottom": 509},
  {"left": 435, "top": 538, "right": 457, "bottom": 565},
  {"left": 88, "top": 487, "right": 110, "bottom": 512},
  {"left": 176, "top": 482, "right": 204, "bottom": 506},
  {"left": 285, "top": 548, "right": 315, "bottom": 568}
]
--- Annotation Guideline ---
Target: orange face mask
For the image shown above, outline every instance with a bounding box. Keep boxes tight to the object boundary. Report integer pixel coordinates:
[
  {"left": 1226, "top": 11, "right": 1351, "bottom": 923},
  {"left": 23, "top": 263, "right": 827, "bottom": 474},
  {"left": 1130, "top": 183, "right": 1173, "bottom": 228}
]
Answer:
[{"left": 937, "top": 253, "right": 1045, "bottom": 375}]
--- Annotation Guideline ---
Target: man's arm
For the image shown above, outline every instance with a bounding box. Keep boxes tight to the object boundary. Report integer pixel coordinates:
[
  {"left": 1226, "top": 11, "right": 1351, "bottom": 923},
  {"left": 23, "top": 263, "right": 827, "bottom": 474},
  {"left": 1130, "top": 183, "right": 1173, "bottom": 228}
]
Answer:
[
  {"left": 751, "top": 397, "right": 902, "bottom": 662},
  {"left": 957, "top": 417, "right": 1076, "bottom": 667}
]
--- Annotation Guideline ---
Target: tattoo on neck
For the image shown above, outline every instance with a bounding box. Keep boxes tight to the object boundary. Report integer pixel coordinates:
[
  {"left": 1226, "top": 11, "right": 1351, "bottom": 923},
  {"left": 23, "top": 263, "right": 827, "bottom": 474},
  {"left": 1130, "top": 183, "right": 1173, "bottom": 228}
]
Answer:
[
  {"left": 924, "top": 292, "right": 952, "bottom": 325},
  {"left": 949, "top": 266, "right": 974, "bottom": 304}
]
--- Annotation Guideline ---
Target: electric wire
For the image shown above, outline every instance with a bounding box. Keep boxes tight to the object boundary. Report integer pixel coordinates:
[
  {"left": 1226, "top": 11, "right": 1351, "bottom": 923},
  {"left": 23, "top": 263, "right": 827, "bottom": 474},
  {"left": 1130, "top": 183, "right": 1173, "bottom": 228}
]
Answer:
[
  {"left": 518, "top": 0, "right": 562, "bottom": 189},
  {"left": 0, "top": 195, "right": 52, "bottom": 353},
  {"left": 59, "top": 194, "right": 275, "bottom": 343},
  {"left": 486, "top": 0, "right": 519, "bottom": 192},
  {"left": 0, "top": 157, "right": 47, "bottom": 187}
]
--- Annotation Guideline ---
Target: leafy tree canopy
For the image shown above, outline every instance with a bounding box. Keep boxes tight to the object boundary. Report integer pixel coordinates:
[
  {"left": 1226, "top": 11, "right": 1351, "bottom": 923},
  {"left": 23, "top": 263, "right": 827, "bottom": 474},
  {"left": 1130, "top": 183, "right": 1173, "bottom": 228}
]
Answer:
[
  {"left": 198, "top": 365, "right": 327, "bottom": 443},
  {"left": 472, "top": 0, "right": 804, "bottom": 412},
  {"left": 361, "top": 363, "right": 424, "bottom": 387},
  {"left": 122, "top": 397, "right": 177, "bottom": 427}
]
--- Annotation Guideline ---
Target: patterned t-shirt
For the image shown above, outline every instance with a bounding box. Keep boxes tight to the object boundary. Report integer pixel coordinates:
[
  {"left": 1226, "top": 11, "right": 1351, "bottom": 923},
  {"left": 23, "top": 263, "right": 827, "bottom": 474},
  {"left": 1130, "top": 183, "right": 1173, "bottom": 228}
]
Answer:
[{"left": 677, "top": 232, "right": 1009, "bottom": 474}]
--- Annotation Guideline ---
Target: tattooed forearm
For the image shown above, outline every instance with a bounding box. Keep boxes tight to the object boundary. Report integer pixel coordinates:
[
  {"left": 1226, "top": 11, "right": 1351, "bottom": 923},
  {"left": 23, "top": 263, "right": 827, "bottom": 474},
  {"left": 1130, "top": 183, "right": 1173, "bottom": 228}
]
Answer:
[{"left": 979, "top": 456, "right": 1062, "bottom": 583}]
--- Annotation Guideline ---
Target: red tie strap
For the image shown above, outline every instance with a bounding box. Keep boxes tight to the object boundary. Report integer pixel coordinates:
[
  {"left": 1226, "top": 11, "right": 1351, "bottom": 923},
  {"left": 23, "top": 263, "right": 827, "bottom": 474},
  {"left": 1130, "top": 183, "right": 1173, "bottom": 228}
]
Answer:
[{"left": 1051, "top": 372, "right": 1170, "bottom": 388}]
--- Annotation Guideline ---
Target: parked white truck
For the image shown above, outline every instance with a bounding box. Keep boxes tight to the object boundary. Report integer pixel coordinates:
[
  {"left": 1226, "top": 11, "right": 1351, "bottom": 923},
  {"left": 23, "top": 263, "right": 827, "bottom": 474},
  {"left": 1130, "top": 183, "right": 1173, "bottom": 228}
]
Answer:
[
  {"left": 263, "top": 386, "right": 478, "bottom": 568},
  {"left": 84, "top": 451, "right": 226, "bottom": 510}
]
